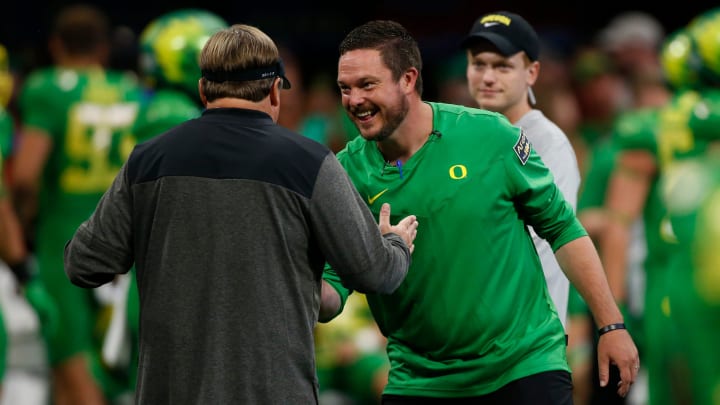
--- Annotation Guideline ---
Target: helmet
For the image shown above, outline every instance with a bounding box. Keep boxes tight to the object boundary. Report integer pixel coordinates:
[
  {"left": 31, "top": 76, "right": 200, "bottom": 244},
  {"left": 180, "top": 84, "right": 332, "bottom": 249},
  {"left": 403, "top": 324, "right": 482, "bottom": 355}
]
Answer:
[
  {"left": 139, "top": 9, "right": 227, "bottom": 95},
  {"left": 0, "top": 44, "right": 12, "bottom": 108},
  {"left": 660, "top": 28, "right": 701, "bottom": 90},
  {"left": 687, "top": 7, "right": 720, "bottom": 85}
]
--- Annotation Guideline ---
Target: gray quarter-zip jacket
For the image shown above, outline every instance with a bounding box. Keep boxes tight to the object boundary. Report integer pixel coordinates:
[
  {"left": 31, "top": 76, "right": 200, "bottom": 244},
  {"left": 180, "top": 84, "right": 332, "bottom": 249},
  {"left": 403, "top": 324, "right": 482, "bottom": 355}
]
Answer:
[{"left": 64, "top": 107, "right": 411, "bottom": 404}]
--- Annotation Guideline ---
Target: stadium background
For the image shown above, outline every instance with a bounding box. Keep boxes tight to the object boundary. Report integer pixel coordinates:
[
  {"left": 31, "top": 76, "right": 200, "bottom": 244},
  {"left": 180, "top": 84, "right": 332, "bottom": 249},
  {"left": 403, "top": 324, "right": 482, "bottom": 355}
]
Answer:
[{"left": 0, "top": 1, "right": 710, "bottom": 100}]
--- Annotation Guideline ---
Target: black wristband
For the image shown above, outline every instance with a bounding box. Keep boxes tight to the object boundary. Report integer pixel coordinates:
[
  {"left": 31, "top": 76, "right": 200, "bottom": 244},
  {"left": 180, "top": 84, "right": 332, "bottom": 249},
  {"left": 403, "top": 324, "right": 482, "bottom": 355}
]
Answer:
[{"left": 598, "top": 323, "right": 626, "bottom": 336}]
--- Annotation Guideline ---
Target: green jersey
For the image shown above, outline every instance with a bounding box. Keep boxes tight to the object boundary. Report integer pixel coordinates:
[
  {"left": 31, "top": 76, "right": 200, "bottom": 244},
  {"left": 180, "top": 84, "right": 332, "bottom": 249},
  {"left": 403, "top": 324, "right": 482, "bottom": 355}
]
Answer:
[
  {"left": 19, "top": 67, "right": 141, "bottom": 380},
  {"left": 19, "top": 67, "right": 142, "bottom": 268},
  {"left": 661, "top": 89, "right": 720, "bottom": 405},
  {"left": 663, "top": 153, "right": 720, "bottom": 405},
  {"left": 326, "top": 102, "right": 586, "bottom": 397},
  {"left": 133, "top": 88, "right": 200, "bottom": 142},
  {"left": 611, "top": 91, "right": 702, "bottom": 272}
]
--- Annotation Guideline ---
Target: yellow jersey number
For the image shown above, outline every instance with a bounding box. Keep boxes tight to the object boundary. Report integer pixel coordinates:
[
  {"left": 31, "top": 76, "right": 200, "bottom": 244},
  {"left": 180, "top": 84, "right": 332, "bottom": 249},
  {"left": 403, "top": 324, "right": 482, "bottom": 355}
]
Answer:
[{"left": 61, "top": 101, "right": 138, "bottom": 193}]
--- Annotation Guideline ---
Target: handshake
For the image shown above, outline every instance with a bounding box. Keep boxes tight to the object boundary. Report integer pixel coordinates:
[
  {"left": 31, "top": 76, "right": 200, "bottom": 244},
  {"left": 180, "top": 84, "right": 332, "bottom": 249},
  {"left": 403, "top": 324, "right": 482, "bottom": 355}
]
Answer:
[{"left": 377, "top": 202, "right": 418, "bottom": 254}]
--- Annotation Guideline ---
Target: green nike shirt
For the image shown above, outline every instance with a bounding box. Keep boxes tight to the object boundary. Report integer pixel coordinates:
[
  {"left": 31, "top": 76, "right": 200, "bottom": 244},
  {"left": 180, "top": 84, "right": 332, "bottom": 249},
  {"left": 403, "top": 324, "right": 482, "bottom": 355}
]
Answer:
[{"left": 325, "top": 102, "right": 586, "bottom": 397}]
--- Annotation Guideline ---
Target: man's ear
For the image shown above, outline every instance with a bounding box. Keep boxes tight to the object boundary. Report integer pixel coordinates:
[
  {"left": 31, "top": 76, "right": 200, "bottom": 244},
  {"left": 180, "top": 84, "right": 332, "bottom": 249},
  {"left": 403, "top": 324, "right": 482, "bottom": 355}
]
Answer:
[
  {"left": 198, "top": 79, "right": 208, "bottom": 107},
  {"left": 527, "top": 60, "right": 540, "bottom": 87},
  {"left": 402, "top": 67, "right": 419, "bottom": 94},
  {"left": 269, "top": 77, "right": 281, "bottom": 107}
]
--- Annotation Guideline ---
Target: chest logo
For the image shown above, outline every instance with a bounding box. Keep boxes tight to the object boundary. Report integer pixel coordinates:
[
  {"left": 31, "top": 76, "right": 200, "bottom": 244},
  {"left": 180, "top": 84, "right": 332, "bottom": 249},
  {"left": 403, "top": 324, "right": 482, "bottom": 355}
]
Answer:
[
  {"left": 513, "top": 130, "right": 531, "bottom": 165},
  {"left": 368, "top": 188, "right": 389, "bottom": 205},
  {"left": 449, "top": 165, "right": 468, "bottom": 179}
]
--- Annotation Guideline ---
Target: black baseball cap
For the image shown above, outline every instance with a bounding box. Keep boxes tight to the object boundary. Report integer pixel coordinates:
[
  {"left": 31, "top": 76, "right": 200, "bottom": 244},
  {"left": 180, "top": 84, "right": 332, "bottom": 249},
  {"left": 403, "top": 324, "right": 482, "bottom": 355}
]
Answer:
[{"left": 461, "top": 11, "right": 540, "bottom": 61}]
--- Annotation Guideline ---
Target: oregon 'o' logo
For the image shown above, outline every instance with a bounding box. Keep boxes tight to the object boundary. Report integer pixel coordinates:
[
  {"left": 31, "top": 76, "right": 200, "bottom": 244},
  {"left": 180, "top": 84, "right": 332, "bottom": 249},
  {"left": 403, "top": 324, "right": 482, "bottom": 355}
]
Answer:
[{"left": 449, "top": 165, "right": 467, "bottom": 179}]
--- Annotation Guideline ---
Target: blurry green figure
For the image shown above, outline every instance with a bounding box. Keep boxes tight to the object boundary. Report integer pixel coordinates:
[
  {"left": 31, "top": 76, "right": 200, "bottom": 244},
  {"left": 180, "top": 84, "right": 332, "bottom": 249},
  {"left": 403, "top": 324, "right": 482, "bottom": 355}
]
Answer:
[
  {"left": 316, "top": 293, "right": 389, "bottom": 405},
  {"left": 660, "top": 8, "right": 720, "bottom": 404},
  {"left": 600, "top": 9, "right": 720, "bottom": 404},
  {"left": 0, "top": 42, "right": 58, "bottom": 402},
  {"left": 134, "top": 9, "right": 228, "bottom": 141},
  {"left": 12, "top": 5, "right": 143, "bottom": 404}
]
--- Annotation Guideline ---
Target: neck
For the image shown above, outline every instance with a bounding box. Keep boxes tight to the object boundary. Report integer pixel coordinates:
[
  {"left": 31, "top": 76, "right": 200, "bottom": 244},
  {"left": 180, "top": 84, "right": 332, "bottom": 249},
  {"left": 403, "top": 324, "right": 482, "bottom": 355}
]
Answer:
[
  {"left": 502, "top": 101, "right": 533, "bottom": 124},
  {"left": 205, "top": 98, "right": 276, "bottom": 121},
  {"left": 377, "top": 99, "right": 433, "bottom": 162}
]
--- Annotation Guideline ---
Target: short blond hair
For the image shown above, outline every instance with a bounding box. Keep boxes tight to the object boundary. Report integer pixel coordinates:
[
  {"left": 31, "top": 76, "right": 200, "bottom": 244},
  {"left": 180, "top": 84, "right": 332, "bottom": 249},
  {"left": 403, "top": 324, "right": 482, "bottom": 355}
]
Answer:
[{"left": 200, "top": 24, "right": 281, "bottom": 102}]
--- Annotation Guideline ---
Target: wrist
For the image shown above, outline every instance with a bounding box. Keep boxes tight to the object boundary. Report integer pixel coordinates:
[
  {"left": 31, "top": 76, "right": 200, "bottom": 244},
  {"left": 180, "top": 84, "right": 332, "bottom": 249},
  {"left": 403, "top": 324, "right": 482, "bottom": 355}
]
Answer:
[{"left": 597, "top": 322, "right": 626, "bottom": 336}]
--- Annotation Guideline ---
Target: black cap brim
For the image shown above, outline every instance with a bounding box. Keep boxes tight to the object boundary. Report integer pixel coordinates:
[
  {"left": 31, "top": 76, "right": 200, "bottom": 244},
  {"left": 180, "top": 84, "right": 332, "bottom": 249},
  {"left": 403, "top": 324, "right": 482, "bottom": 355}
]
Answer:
[
  {"left": 461, "top": 32, "right": 522, "bottom": 57},
  {"left": 280, "top": 75, "right": 291, "bottom": 89}
]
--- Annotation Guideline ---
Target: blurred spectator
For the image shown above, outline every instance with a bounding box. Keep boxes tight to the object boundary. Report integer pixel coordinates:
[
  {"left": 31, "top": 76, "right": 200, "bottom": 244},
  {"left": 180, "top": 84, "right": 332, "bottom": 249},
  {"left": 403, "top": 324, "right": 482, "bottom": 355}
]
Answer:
[{"left": 597, "top": 12, "right": 671, "bottom": 110}]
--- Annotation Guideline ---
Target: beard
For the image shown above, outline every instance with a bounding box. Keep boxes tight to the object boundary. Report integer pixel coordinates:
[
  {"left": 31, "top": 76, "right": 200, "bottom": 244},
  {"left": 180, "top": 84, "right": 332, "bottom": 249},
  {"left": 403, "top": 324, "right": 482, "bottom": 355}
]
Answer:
[{"left": 350, "top": 91, "right": 409, "bottom": 142}]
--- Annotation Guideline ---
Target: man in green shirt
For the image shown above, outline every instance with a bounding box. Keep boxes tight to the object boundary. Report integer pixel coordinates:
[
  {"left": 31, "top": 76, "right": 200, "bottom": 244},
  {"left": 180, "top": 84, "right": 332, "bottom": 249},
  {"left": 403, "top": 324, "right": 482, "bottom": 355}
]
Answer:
[{"left": 322, "top": 20, "right": 639, "bottom": 404}]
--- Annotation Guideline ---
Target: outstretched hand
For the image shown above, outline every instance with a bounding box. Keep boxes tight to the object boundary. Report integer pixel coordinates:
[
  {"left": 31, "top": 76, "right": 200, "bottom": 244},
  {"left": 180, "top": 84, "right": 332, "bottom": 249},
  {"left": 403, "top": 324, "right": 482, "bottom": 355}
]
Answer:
[{"left": 378, "top": 203, "right": 418, "bottom": 254}]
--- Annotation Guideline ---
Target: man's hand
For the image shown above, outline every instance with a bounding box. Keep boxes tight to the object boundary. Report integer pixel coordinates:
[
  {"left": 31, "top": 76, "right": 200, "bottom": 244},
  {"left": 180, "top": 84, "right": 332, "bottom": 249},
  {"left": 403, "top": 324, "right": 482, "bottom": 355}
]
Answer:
[
  {"left": 378, "top": 203, "right": 418, "bottom": 253},
  {"left": 597, "top": 329, "right": 639, "bottom": 398}
]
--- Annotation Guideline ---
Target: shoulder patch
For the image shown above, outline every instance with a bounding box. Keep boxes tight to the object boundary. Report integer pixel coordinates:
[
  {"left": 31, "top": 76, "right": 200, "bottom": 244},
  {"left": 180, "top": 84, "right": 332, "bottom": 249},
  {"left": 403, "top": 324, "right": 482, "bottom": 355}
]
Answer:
[{"left": 513, "top": 130, "right": 531, "bottom": 165}]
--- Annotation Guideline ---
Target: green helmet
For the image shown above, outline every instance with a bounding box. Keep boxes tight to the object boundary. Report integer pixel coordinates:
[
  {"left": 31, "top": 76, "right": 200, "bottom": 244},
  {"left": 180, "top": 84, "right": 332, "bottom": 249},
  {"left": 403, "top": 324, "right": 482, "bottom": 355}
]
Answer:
[
  {"left": 139, "top": 9, "right": 228, "bottom": 95},
  {"left": 660, "top": 29, "right": 701, "bottom": 90},
  {"left": 687, "top": 7, "right": 720, "bottom": 85}
]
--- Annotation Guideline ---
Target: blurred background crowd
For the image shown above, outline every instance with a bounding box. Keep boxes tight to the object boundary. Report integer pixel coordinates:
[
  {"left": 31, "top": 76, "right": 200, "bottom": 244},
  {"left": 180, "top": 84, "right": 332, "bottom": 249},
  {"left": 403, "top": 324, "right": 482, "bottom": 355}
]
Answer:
[{"left": 0, "top": 2, "right": 718, "bottom": 405}]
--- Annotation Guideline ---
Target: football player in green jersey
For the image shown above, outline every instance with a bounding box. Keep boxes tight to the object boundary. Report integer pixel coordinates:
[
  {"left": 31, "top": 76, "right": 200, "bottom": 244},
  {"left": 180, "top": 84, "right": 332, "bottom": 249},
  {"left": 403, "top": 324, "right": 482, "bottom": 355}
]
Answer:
[
  {"left": 661, "top": 8, "right": 720, "bottom": 404},
  {"left": 11, "top": 5, "right": 142, "bottom": 404},
  {"left": 134, "top": 9, "right": 228, "bottom": 142},
  {"left": 322, "top": 20, "right": 638, "bottom": 403},
  {"left": 598, "top": 14, "right": 720, "bottom": 404}
]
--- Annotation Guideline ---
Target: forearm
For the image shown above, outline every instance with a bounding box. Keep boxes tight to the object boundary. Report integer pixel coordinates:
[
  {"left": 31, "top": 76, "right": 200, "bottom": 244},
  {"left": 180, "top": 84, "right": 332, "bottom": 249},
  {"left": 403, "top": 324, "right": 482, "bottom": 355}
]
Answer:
[
  {"left": 556, "top": 236, "right": 623, "bottom": 328},
  {"left": 10, "top": 184, "right": 37, "bottom": 243},
  {"left": 0, "top": 198, "right": 27, "bottom": 264},
  {"left": 11, "top": 128, "right": 52, "bottom": 240},
  {"left": 599, "top": 220, "right": 631, "bottom": 302},
  {"left": 319, "top": 279, "right": 341, "bottom": 323}
]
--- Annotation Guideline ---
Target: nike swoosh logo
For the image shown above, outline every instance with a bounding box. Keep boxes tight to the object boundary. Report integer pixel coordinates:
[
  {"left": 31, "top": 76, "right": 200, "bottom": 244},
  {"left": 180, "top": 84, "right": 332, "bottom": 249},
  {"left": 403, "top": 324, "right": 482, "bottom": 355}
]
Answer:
[{"left": 368, "top": 188, "right": 389, "bottom": 205}]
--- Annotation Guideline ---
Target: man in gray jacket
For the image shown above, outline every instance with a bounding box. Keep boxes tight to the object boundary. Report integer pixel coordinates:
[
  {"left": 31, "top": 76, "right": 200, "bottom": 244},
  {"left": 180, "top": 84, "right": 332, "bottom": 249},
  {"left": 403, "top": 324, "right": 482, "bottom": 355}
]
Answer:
[{"left": 64, "top": 24, "right": 418, "bottom": 404}]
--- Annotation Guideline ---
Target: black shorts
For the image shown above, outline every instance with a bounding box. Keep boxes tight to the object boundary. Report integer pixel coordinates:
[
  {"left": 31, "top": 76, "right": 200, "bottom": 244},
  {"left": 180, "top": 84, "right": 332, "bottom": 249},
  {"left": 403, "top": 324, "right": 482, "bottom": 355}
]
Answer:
[{"left": 381, "top": 370, "right": 573, "bottom": 405}]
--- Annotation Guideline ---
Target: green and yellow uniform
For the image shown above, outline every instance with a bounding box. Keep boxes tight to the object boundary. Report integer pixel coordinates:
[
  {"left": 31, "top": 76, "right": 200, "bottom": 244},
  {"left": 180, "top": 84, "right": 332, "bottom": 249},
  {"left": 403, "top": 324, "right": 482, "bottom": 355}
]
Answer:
[
  {"left": 662, "top": 88, "right": 720, "bottom": 405},
  {"left": 18, "top": 66, "right": 141, "bottom": 397},
  {"left": 611, "top": 89, "right": 702, "bottom": 404},
  {"left": 325, "top": 102, "right": 585, "bottom": 397}
]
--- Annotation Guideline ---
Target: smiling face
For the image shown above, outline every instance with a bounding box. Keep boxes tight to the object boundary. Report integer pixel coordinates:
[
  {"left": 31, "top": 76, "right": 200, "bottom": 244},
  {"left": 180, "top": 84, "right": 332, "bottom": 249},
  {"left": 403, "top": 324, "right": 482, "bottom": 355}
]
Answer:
[{"left": 337, "top": 48, "right": 410, "bottom": 142}]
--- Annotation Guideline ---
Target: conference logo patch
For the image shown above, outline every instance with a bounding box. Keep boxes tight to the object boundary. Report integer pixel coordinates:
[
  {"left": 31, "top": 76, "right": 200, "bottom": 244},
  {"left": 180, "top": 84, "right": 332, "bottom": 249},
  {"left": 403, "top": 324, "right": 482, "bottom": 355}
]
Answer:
[{"left": 513, "top": 130, "right": 530, "bottom": 165}]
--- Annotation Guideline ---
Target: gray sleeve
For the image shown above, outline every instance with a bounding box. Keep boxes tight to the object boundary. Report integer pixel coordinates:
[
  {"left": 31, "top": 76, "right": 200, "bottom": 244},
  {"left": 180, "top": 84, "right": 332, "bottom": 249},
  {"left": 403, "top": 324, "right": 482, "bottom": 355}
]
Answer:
[
  {"left": 64, "top": 163, "right": 134, "bottom": 288},
  {"left": 309, "top": 154, "right": 410, "bottom": 294},
  {"left": 542, "top": 140, "right": 580, "bottom": 212}
]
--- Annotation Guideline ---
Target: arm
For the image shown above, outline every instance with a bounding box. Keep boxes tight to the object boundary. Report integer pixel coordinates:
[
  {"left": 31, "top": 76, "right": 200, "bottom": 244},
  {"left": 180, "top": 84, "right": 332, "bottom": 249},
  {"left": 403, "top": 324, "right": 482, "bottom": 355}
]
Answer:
[
  {"left": 11, "top": 127, "right": 53, "bottom": 238},
  {"left": 318, "top": 201, "right": 416, "bottom": 323},
  {"left": 0, "top": 197, "right": 27, "bottom": 267},
  {"left": 599, "top": 150, "right": 656, "bottom": 303},
  {"left": 310, "top": 154, "right": 416, "bottom": 295},
  {"left": 64, "top": 162, "right": 134, "bottom": 287},
  {"left": 556, "top": 236, "right": 639, "bottom": 398}
]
